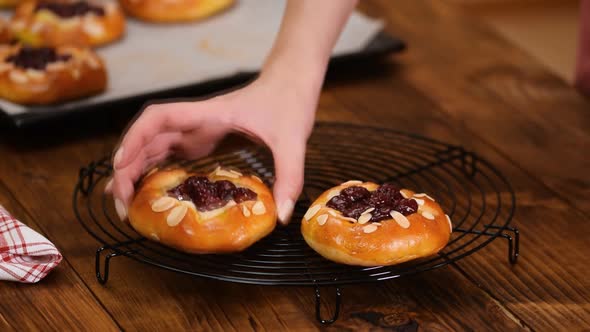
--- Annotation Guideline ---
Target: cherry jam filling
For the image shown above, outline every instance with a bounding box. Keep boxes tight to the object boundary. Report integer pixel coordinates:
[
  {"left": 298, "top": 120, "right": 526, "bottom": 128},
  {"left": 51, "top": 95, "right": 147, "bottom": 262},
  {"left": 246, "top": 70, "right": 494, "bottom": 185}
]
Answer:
[
  {"left": 5, "top": 46, "right": 71, "bottom": 70},
  {"left": 35, "top": 2, "right": 105, "bottom": 18},
  {"left": 167, "top": 176, "right": 257, "bottom": 212},
  {"left": 326, "top": 184, "right": 418, "bottom": 222}
]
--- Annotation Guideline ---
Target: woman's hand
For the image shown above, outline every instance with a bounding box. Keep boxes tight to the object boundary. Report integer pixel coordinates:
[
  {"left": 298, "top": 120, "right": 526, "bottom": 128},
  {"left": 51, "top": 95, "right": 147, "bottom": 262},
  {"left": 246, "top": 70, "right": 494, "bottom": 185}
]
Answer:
[
  {"left": 109, "top": 72, "right": 318, "bottom": 225},
  {"left": 108, "top": 0, "right": 358, "bottom": 225}
]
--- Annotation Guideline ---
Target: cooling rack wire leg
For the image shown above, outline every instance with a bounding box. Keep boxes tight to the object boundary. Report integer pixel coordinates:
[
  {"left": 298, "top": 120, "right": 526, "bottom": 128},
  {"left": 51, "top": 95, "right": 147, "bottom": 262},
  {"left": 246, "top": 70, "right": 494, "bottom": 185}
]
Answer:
[
  {"left": 457, "top": 225, "right": 521, "bottom": 265},
  {"left": 314, "top": 286, "right": 342, "bottom": 325},
  {"left": 95, "top": 246, "right": 119, "bottom": 285},
  {"left": 487, "top": 225, "right": 520, "bottom": 264}
]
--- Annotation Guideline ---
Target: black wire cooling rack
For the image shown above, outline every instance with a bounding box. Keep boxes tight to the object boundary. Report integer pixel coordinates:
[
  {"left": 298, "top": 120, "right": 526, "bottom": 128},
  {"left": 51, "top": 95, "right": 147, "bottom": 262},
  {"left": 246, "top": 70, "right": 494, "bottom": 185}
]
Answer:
[{"left": 73, "top": 122, "right": 519, "bottom": 324}]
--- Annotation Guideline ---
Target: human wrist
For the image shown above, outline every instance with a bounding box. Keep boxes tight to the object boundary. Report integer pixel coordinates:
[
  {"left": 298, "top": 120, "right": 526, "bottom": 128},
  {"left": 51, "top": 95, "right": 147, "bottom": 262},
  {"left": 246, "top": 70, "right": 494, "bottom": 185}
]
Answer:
[{"left": 260, "top": 53, "right": 326, "bottom": 107}]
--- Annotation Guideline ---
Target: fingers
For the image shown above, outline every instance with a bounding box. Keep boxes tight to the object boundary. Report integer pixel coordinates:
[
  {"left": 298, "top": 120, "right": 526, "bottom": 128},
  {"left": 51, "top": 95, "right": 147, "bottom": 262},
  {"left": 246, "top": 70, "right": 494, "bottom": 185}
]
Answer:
[
  {"left": 112, "top": 101, "right": 223, "bottom": 171},
  {"left": 271, "top": 138, "right": 306, "bottom": 225},
  {"left": 108, "top": 100, "right": 232, "bottom": 221}
]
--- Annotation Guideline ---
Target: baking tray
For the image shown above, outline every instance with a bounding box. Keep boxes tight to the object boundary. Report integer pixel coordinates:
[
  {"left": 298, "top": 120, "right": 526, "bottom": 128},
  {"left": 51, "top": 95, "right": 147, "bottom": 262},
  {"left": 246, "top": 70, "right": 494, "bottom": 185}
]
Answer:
[
  {"left": 0, "top": 0, "right": 406, "bottom": 128},
  {"left": 0, "top": 31, "right": 404, "bottom": 128}
]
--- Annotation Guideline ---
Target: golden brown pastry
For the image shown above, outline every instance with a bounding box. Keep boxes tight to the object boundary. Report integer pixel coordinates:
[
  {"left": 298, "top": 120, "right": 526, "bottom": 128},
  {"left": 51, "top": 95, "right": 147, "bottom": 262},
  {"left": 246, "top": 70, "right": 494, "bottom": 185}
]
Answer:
[
  {"left": 10, "top": 0, "right": 125, "bottom": 47},
  {"left": 128, "top": 167, "right": 277, "bottom": 254},
  {"left": 119, "top": 0, "right": 235, "bottom": 23},
  {"left": 0, "top": 0, "right": 21, "bottom": 8},
  {"left": 301, "top": 181, "right": 452, "bottom": 266},
  {"left": 0, "top": 18, "right": 14, "bottom": 43},
  {"left": 0, "top": 43, "right": 106, "bottom": 104}
]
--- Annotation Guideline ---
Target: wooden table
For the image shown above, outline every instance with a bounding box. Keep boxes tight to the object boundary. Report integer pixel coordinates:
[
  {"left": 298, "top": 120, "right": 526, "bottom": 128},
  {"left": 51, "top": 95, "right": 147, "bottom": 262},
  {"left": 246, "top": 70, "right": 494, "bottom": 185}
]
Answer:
[{"left": 1, "top": 1, "right": 589, "bottom": 331}]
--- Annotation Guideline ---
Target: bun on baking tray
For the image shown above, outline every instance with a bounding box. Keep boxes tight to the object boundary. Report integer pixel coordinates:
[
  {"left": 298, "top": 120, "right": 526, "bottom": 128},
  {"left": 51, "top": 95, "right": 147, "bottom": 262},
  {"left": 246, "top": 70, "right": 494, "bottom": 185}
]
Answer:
[
  {"left": 301, "top": 181, "right": 452, "bottom": 266},
  {"left": 128, "top": 167, "right": 277, "bottom": 254},
  {"left": 119, "top": 0, "right": 235, "bottom": 23},
  {"left": 10, "top": 0, "right": 125, "bottom": 47},
  {"left": 0, "top": 0, "right": 20, "bottom": 8},
  {"left": 0, "top": 43, "right": 106, "bottom": 105},
  {"left": 0, "top": 17, "right": 14, "bottom": 43}
]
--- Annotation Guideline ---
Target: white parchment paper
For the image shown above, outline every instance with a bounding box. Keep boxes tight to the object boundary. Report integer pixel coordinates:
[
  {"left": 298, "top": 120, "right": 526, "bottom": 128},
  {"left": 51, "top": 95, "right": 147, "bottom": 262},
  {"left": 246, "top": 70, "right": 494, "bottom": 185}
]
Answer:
[{"left": 0, "top": 0, "right": 382, "bottom": 116}]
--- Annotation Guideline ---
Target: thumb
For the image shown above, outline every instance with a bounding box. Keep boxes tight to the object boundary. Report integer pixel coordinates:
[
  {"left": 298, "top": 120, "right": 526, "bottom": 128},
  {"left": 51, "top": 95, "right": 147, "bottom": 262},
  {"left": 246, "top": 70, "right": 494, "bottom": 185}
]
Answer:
[{"left": 271, "top": 139, "right": 306, "bottom": 225}]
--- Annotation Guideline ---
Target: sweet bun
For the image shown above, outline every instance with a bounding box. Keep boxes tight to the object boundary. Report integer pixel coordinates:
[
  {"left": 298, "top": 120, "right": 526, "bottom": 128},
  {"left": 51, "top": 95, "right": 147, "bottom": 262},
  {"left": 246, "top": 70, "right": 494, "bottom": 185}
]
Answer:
[
  {"left": 301, "top": 181, "right": 452, "bottom": 266},
  {"left": 128, "top": 167, "right": 277, "bottom": 254},
  {"left": 119, "top": 0, "right": 235, "bottom": 23},
  {"left": 10, "top": 0, "right": 125, "bottom": 47},
  {"left": 0, "top": 43, "right": 106, "bottom": 104},
  {"left": 0, "top": 18, "right": 14, "bottom": 43},
  {"left": 0, "top": 0, "right": 20, "bottom": 8}
]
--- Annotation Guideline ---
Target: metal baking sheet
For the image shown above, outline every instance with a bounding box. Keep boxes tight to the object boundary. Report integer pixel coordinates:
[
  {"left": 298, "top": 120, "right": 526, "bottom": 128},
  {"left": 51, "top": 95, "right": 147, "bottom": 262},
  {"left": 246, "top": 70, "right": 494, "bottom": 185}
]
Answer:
[{"left": 0, "top": 1, "right": 405, "bottom": 128}]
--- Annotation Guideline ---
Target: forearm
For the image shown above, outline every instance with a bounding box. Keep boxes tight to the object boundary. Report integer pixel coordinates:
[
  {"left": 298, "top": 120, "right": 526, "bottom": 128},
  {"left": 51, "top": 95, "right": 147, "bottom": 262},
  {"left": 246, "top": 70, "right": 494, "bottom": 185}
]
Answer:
[{"left": 261, "top": 0, "right": 358, "bottom": 94}]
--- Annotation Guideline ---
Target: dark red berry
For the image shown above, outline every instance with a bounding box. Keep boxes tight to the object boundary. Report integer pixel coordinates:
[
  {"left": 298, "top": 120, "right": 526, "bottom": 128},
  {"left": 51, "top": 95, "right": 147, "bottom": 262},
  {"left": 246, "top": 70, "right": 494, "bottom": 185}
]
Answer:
[
  {"left": 326, "top": 184, "right": 419, "bottom": 222},
  {"left": 167, "top": 175, "right": 257, "bottom": 211},
  {"left": 35, "top": 2, "right": 105, "bottom": 18}
]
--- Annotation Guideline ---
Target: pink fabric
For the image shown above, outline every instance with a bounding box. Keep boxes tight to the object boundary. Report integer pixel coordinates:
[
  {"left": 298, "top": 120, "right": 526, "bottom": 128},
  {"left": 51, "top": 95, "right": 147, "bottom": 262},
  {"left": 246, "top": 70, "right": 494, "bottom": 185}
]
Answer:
[
  {"left": 575, "top": 0, "right": 590, "bottom": 95},
  {"left": 0, "top": 205, "right": 62, "bottom": 283}
]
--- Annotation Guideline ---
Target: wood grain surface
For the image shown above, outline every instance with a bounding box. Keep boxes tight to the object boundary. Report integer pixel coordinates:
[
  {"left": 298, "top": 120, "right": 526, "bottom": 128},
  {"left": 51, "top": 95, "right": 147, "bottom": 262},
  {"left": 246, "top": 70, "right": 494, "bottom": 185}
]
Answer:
[{"left": 0, "top": 1, "right": 588, "bottom": 331}]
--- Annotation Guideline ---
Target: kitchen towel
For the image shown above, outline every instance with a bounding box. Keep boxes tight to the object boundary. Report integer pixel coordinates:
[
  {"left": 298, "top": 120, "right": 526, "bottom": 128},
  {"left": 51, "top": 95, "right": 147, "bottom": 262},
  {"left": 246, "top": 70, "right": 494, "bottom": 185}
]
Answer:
[{"left": 0, "top": 204, "right": 62, "bottom": 283}]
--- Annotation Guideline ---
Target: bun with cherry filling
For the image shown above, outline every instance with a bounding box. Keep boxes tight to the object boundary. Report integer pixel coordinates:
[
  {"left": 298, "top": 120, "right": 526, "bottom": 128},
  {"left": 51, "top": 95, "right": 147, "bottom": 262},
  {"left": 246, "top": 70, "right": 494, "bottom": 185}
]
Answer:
[
  {"left": 10, "top": 0, "right": 125, "bottom": 47},
  {"left": 301, "top": 181, "right": 452, "bottom": 266},
  {"left": 128, "top": 167, "right": 277, "bottom": 254}
]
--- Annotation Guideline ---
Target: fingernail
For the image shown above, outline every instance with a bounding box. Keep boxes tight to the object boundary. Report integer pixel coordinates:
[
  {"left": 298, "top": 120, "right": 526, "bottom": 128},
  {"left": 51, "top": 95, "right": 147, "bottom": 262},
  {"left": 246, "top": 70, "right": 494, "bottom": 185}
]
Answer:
[
  {"left": 278, "top": 199, "right": 294, "bottom": 225},
  {"left": 114, "top": 198, "right": 127, "bottom": 221},
  {"left": 104, "top": 178, "right": 113, "bottom": 193},
  {"left": 113, "top": 147, "right": 124, "bottom": 170}
]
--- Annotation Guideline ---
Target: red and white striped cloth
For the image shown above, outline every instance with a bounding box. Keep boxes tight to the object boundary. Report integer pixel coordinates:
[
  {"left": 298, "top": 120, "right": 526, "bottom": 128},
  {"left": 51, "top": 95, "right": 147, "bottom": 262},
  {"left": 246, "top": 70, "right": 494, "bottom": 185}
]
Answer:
[{"left": 0, "top": 205, "right": 62, "bottom": 283}]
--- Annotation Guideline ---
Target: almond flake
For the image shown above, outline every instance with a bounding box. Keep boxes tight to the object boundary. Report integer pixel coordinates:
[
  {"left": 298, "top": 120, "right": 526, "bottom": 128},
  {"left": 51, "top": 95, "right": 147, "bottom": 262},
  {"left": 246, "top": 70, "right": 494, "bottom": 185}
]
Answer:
[
  {"left": 446, "top": 214, "right": 453, "bottom": 233},
  {"left": 342, "top": 217, "right": 357, "bottom": 223},
  {"left": 328, "top": 210, "right": 339, "bottom": 217},
  {"left": 47, "top": 62, "right": 65, "bottom": 72},
  {"left": 26, "top": 69, "right": 45, "bottom": 80},
  {"left": 390, "top": 211, "right": 410, "bottom": 229},
  {"left": 166, "top": 205, "right": 187, "bottom": 226},
  {"left": 85, "top": 56, "right": 100, "bottom": 69},
  {"left": 358, "top": 213, "right": 372, "bottom": 225},
  {"left": 9, "top": 71, "right": 28, "bottom": 84},
  {"left": 181, "top": 200, "right": 197, "bottom": 211},
  {"left": 82, "top": 20, "right": 104, "bottom": 37},
  {"left": 150, "top": 233, "right": 159, "bottom": 241},
  {"left": 372, "top": 222, "right": 382, "bottom": 226},
  {"left": 198, "top": 207, "right": 225, "bottom": 220},
  {"left": 326, "top": 190, "right": 341, "bottom": 200},
  {"left": 400, "top": 190, "right": 411, "bottom": 199},
  {"left": 304, "top": 204, "right": 321, "bottom": 221},
  {"left": 150, "top": 196, "right": 177, "bottom": 212},
  {"left": 363, "top": 224, "right": 378, "bottom": 234},
  {"left": 361, "top": 207, "right": 375, "bottom": 215},
  {"left": 229, "top": 170, "right": 243, "bottom": 176},
  {"left": 216, "top": 169, "right": 239, "bottom": 178},
  {"left": 104, "top": 1, "right": 117, "bottom": 13},
  {"left": 242, "top": 205, "right": 251, "bottom": 217},
  {"left": 30, "top": 22, "right": 43, "bottom": 33},
  {"left": 0, "top": 63, "right": 13, "bottom": 72},
  {"left": 414, "top": 198, "right": 425, "bottom": 206},
  {"left": 252, "top": 201, "right": 266, "bottom": 215},
  {"left": 342, "top": 180, "right": 362, "bottom": 186},
  {"left": 252, "top": 175, "right": 263, "bottom": 183},
  {"left": 145, "top": 167, "right": 158, "bottom": 177},
  {"left": 317, "top": 214, "right": 328, "bottom": 225},
  {"left": 422, "top": 211, "right": 435, "bottom": 220},
  {"left": 414, "top": 193, "right": 435, "bottom": 201}
]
